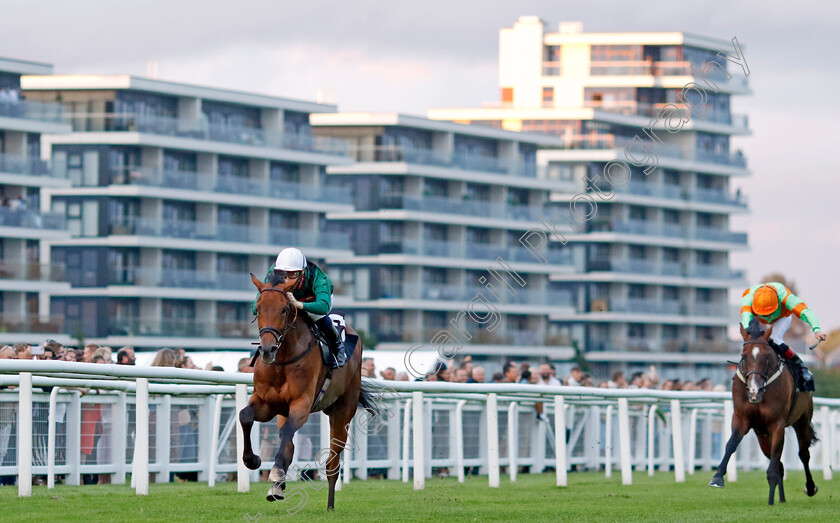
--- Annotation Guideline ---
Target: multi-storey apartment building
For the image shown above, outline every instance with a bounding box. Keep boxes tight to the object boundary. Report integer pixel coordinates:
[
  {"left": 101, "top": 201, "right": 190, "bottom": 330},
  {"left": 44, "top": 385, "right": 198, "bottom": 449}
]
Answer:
[
  {"left": 21, "top": 75, "right": 353, "bottom": 350},
  {"left": 0, "top": 57, "right": 71, "bottom": 346},
  {"left": 310, "top": 113, "right": 578, "bottom": 363},
  {"left": 429, "top": 18, "right": 750, "bottom": 379}
]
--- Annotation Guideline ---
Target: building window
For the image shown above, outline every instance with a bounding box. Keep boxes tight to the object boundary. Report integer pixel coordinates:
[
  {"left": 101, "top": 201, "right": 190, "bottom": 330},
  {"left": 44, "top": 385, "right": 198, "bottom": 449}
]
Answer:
[
  {"left": 542, "top": 86, "right": 554, "bottom": 106},
  {"left": 501, "top": 87, "right": 513, "bottom": 104}
]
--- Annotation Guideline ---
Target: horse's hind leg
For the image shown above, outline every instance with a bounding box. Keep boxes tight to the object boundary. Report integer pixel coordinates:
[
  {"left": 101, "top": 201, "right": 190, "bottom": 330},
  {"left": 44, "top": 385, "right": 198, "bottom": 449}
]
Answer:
[
  {"left": 239, "top": 395, "right": 273, "bottom": 470},
  {"left": 794, "top": 416, "right": 819, "bottom": 496},
  {"left": 709, "top": 416, "right": 749, "bottom": 488},
  {"left": 325, "top": 392, "right": 360, "bottom": 510}
]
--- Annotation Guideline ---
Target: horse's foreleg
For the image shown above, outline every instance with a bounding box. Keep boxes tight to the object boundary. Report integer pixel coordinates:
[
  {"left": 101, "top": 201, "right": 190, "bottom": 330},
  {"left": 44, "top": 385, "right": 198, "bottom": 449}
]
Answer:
[
  {"left": 767, "top": 425, "right": 786, "bottom": 505},
  {"left": 795, "top": 417, "right": 819, "bottom": 497},
  {"left": 240, "top": 395, "right": 272, "bottom": 470},
  {"left": 709, "top": 421, "right": 747, "bottom": 488},
  {"left": 266, "top": 399, "right": 310, "bottom": 501}
]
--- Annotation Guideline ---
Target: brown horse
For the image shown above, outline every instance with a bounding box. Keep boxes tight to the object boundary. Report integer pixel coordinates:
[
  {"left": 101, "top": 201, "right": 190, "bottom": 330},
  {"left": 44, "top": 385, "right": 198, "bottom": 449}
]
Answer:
[
  {"left": 240, "top": 273, "right": 375, "bottom": 510},
  {"left": 708, "top": 321, "right": 818, "bottom": 505}
]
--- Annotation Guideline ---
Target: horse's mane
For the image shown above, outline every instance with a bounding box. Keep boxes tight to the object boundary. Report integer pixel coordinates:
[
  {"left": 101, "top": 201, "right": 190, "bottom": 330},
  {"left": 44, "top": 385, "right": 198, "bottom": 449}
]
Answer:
[
  {"left": 267, "top": 271, "right": 287, "bottom": 288},
  {"left": 746, "top": 317, "right": 765, "bottom": 340}
]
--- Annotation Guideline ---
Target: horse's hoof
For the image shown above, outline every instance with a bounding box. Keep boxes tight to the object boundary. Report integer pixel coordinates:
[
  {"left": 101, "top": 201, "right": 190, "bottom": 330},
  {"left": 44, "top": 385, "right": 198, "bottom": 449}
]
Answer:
[
  {"left": 805, "top": 485, "right": 818, "bottom": 497},
  {"left": 244, "top": 454, "right": 262, "bottom": 470},
  {"left": 708, "top": 476, "right": 725, "bottom": 488},
  {"left": 266, "top": 483, "right": 284, "bottom": 502}
]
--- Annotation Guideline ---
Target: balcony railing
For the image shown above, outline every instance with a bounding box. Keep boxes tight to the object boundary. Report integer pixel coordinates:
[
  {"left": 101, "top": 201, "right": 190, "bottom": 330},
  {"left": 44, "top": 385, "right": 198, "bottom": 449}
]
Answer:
[
  {"left": 382, "top": 194, "right": 545, "bottom": 222},
  {"left": 108, "top": 167, "right": 351, "bottom": 203},
  {"left": 589, "top": 220, "right": 748, "bottom": 245},
  {"left": 109, "top": 267, "right": 253, "bottom": 291},
  {"left": 347, "top": 145, "right": 537, "bottom": 177},
  {"left": 0, "top": 208, "right": 66, "bottom": 230},
  {"left": 0, "top": 262, "right": 65, "bottom": 281},
  {"left": 0, "top": 313, "right": 64, "bottom": 333},
  {"left": 386, "top": 239, "right": 572, "bottom": 265},
  {"left": 110, "top": 318, "right": 252, "bottom": 338},
  {"left": 380, "top": 283, "right": 573, "bottom": 306},
  {"left": 0, "top": 99, "right": 65, "bottom": 123},
  {"left": 0, "top": 153, "right": 60, "bottom": 178},
  {"left": 65, "top": 113, "right": 348, "bottom": 156},
  {"left": 589, "top": 61, "right": 653, "bottom": 76},
  {"left": 108, "top": 216, "right": 350, "bottom": 250}
]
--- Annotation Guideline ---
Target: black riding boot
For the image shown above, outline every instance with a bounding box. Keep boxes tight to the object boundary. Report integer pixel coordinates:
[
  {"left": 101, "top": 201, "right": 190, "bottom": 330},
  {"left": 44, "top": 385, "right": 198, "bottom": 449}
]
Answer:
[
  {"left": 315, "top": 315, "right": 345, "bottom": 369},
  {"left": 774, "top": 341, "right": 815, "bottom": 392}
]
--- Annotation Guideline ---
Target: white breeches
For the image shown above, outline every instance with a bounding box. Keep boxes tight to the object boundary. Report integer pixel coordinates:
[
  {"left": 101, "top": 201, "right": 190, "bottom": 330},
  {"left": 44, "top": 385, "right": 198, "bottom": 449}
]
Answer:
[{"left": 770, "top": 315, "right": 792, "bottom": 345}]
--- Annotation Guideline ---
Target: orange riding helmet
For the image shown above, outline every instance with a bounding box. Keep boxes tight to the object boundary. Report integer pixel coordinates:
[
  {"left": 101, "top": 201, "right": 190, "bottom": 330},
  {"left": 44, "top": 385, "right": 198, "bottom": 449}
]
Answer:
[{"left": 752, "top": 285, "right": 780, "bottom": 316}]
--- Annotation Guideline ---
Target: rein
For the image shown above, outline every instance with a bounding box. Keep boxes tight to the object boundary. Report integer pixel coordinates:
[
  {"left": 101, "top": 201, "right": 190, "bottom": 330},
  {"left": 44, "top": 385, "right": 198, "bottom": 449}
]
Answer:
[{"left": 253, "top": 288, "right": 315, "bottom": 366}]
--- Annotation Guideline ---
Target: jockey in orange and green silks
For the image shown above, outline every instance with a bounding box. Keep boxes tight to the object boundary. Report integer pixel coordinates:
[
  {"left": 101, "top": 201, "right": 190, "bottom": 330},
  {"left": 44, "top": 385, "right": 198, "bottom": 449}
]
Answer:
[{"left": 740, "top": 282, "right": 827, "bottom": 392}]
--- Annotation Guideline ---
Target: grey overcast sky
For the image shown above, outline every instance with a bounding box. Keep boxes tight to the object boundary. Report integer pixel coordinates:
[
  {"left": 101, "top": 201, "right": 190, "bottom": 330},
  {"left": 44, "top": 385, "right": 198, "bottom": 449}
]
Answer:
[{"left": 3, "top": 1, "right": 839, "bottom": 331}]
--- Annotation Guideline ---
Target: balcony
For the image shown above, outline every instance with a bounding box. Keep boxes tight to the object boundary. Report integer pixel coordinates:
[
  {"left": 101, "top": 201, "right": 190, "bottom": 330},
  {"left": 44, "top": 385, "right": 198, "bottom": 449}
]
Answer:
[
  {"left": 589, "top": 220, "right": 747, "bottom": 245},
  {"left": 108, "top": 167, "right": 351, "bottom": 204},
  {"left": 347, "top": 145, "right": 537, "bottom": 177},
  {"left": 0, "top": 153, "right": 60, "bottom": 178},
  {"left": 585, "top": 100, "right": 743, "bottom": 126},
  {"left": 589, "top": 61, "right": 653, "bottom": 76},
  {"left": 0, "top": 208, "right": 66, "bottom": 230},
  {"left": 110, "top": 318, "right": 252, "bottom": 338},
  {"left": 380, "top": 282, "right": 573, "bottom": 307},
  {"left": 555, "top": 134, "right": 748, "bottom": 169},
  {"left": 0, "top": 313, "right": 64, "bottom": 333},
  {"left": 108, "top": 216, "right": 350, "bottom": 250},
  {"left": 382, "top": 194, "right": 545, "bottom": 222},
  {"left": 109, "top": 267, "right": 253, "bottom": 291},
  {"left": 65, "top": 113, "right": 348, "bottom": 156},
  {"left": 0, "top": 99, "right": 64, "bottom": 123},
  {"left": 385, "top": 239, "right": 572, "bottom": 265},
  {"left": 0, "top": 261, "right": 65, "bottom": 281}
]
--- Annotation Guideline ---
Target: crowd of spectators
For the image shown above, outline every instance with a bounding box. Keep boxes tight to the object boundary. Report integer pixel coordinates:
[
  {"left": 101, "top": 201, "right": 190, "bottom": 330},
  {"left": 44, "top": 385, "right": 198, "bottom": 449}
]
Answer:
[{"left": 359, "top": 354, "right": 725, "bottom": 393}]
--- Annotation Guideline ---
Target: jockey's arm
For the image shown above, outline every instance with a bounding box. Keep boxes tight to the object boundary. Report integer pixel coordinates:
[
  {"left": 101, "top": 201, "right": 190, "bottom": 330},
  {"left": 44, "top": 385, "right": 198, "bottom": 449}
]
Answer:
[
  {"left": 301, "top": 282, "right": 331, "bottom": 316},
  {"left": 739, "top": 288, "right": 755, "bottom": 330},
  {"left": 782, "top": 289, "right": 822, "bottom": 333}
]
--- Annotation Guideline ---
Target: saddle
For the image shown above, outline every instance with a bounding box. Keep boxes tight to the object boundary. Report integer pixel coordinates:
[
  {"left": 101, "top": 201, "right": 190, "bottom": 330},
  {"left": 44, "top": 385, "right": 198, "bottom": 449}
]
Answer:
[{"left": 303, "top": 313, "right": 358, "bottom": 367}]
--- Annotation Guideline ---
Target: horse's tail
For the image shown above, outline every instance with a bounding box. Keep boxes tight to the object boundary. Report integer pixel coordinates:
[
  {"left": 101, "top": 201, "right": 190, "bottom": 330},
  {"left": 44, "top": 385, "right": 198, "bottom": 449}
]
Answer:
[
  {"left": 810, "top": 421, "right": 820, "bottom": 447},
  {"left": 358, "top": 378, "right": 385, "bottom": 418}
]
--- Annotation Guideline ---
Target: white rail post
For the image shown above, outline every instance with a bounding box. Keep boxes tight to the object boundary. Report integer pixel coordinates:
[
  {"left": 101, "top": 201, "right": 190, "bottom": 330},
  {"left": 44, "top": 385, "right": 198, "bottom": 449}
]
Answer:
[
  {"left": 48, "top": 386, "right": 59, "bottom": 489},
  {"left": 486, "top": 393, "right": 500, "bottom": 488},
  {"left": 112, "top": 392, "right": 128, "bottom": 485},
  {"left": 723, "top": 400, "right": 737, "bottom": 482},
  {"left": 235, "top": 383, "right": 249, "bottom": 493},
  {"left": 412, "top": 391, "right": 425, "bottom": 490},
  {"left": 343, "top": 424, "right": 352, "bottom": 485},
  {"left": 208, "top": 394, "right": 223, "bottom": 487},
  {"left": 18, "top": 372, "right": 33, "bottom": 497},
  {"left": 671, "top": 400, "right": 685, "bottom": 483},
  {"left": 156, "top": 395, "right": 171, "bottom": 483},
  {"left": 455, "top": 400, "right": 466, "bottom": 483},
  {"left": 135, "top": 377, "right": 149, "bottom": 496},
  {"left": 647, "top": 405, "right": 656, "bottom": 476},
  {"left": 688, "top": 409, "right": 698, "bottom": 475},
  {"left": 604, "top": 405, "right": 613, "bottom": 478},
  {"left": 508, "top": 401, "right": 518, "bottom": 482},
  {"left": 402, "top": 399, "right": 412, "bottom": 483},
  {"left": 66, "top": 391, "right": 81, "bottom": 486},
  {"left": 17, "top": 372, "right": 32, "bottom": 497},
  {"left": 617, "top": 397, "right": 632, "bottom": 485},
  {"left": 387, "top": 399, "right": 402, "bottom": 480},
  {"left": 821, "top": 405, "right": 833, "bottom": 480},
  {"left": 554, "top": 396, "right": 567, "bottom": 487}
]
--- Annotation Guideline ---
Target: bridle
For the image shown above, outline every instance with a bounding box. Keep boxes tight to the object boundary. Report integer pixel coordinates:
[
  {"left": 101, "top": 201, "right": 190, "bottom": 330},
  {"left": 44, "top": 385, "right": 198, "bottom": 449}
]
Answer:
[
  {"left": 253, "top": 287, "right": 303, "bottom": 365},
  {"left": 735, "top": 339, "right": 785, "bottom": 392}
]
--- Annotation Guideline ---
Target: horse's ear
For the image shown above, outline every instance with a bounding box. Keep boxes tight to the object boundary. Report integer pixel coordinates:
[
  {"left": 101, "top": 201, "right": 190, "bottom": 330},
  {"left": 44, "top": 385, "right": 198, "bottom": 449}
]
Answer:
[
  {"left": 740, "top": 324, "right": 749, "bottom": 341},
  {"left": 250, "top": 273, "right": 264, "bottom": 290},
  {"left": 762, "top": 324, "right": 773, "bottom": 341}
]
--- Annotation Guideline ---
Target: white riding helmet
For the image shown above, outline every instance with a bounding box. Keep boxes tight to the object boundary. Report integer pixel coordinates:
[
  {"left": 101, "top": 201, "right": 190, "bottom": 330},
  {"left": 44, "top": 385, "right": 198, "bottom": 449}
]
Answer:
[{"left": 275, "top": 248, "right": 306, "bottom": 271}]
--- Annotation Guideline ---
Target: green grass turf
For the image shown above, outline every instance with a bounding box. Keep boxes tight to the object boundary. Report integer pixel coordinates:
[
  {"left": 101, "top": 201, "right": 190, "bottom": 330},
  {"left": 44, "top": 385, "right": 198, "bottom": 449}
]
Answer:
[{"left": 1, "top": 470, "right": 838, "bottom": 522}]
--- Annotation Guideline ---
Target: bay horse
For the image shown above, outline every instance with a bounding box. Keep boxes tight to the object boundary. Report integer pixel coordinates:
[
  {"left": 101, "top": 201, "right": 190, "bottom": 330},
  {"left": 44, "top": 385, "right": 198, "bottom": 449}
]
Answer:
[
  {"left": 240, "top": 273, "right": 377, "bottom": 510},
  {"left": 708, "top": 320, "right": 818, "bottom": 505}
]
